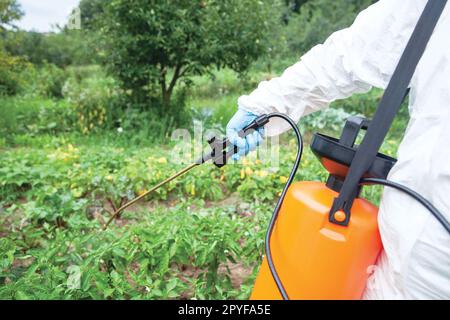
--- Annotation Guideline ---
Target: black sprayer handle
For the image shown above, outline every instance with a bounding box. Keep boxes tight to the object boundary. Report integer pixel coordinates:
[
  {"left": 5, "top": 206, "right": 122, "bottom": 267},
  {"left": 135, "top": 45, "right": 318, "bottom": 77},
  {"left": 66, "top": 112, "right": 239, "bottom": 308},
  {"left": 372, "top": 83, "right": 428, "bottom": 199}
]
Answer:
[
  {"left": 197, "top": 114, "right": 269, "bottom": 167},
  {"left": 238, "top": 114, "right": 270, "bottom": 138}
]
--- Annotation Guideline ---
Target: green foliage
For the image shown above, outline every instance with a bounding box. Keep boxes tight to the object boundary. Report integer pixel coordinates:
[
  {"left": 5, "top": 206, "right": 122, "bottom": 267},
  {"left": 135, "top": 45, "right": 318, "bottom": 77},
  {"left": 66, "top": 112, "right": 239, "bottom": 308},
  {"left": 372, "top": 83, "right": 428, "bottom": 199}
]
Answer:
[
  {"left": 3, "top": 30, "right": 98, "bottom": 68},
  {"left": 0, "top": 97, "right": 76, "bottom": 141},
  {"left": 79, "top": 0, "right": 106, "bottom": 30},
  {"left": 98, "top": 0, "right": 272, "bottom": 112},
  {"left": 0, "top": 138, "right": 275, "bottom": 299},
  {"left": 63, "top": 74, "right": 119, "bottom": 134},
  {"left": 0, "top": 0, "right": 23, "bottom": 29},
  {"left": 22, "top": 63, "right": 69, "bottom": 98},
  {"left": 301, "top": 104, "right": 363, "bottom": 135},
  {"left": 0, "top": 201, "right": 265, "bottom": 299},
  {"left": 0, "top": 52, "right": 68, "bottom": 98},
  {"left": 283, "top": 0, "right": 373, "bottom": 55},
  {"left": 0, "top": 49, "right": 30, "bottom": 95}
]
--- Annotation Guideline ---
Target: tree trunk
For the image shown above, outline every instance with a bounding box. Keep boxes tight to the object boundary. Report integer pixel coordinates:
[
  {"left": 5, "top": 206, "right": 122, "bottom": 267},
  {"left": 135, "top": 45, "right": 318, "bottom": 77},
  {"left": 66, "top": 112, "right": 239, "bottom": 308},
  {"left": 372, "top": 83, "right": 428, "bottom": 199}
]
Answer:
[
  {"left": 160, "top": 64, "right": 183, "bottom": 106},
  {"left": 162, "top": 89, "right": 172, "bottom": 106}
]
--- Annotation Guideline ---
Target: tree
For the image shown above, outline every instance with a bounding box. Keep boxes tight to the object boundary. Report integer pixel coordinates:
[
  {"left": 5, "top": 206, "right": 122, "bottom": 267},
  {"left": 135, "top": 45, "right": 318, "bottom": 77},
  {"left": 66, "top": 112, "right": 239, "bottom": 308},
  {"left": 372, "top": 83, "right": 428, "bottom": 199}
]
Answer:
[
  {"left": 78, "top": 0, "right": 107, "bottom": 30},
  {"left": 3, "top": 30, "right": 97, "bottom": 67},
  {"left": 98, "top": 0, "right": 271, "bottom": 111},
  {"left": 283, "top": 0, "right": 373, "bottom": 55},
  {"left": 0, "top": 0, "right": 26, "bottom": 95},
  {"left": 0, "top": 0, "right": 23, "bottom": 31}
]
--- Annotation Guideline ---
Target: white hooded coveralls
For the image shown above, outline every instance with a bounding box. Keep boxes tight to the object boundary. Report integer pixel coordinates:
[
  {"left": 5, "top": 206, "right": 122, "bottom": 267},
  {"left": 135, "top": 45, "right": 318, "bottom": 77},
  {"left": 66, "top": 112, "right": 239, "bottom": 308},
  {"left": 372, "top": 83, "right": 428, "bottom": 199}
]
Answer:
[{"left": 238, "top": 0, "right": 450, "bottom": 299}]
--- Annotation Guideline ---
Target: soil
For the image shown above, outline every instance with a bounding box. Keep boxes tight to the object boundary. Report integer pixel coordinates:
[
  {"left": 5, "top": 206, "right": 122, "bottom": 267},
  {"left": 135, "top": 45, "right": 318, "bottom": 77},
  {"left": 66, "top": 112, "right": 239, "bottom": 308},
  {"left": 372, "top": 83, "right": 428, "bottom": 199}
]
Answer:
[{"left": 175, "top": 260, "right": 254, "bottom": 299}]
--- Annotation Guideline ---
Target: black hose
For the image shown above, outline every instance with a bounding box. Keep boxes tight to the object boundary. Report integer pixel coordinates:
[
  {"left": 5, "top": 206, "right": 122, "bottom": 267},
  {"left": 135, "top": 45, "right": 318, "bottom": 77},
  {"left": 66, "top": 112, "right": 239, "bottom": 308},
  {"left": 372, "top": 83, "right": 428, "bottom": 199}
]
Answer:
[
  {"left": 360, "top": 178, "right": 450, "bottom": 235},
  {"left": 263, "top": 113, "right": 304, "bottom": 300}
]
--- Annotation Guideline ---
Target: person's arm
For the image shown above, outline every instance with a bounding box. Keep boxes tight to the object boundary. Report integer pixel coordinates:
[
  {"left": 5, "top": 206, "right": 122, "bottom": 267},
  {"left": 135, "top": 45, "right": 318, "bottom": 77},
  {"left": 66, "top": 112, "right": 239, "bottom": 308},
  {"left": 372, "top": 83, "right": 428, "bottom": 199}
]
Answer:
[{"left": 236, "top": 0, "right": 426, "bottom": 137}]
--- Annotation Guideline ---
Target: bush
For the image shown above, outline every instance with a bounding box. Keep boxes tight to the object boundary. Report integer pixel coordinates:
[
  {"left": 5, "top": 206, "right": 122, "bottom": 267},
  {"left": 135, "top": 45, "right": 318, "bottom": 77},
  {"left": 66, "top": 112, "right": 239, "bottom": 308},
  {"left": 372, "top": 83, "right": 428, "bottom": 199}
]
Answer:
[
  {"left": 0, "top": 96, "right": 76, "bottom": 141},
  {"left": 0, "top": 50, "right": 31, "bottom": 96},
  {"left": 3, "top": 30, "right": 99, "bottom": 68},
  {"left": 63, "top": 74, "right": 119, "bottom": 134},
  {"left": 283, "top": 0, "right": 373, "bottom": 55},
  {"left": 112, "top": 89, "right": 192, "bottom": 143},
  {"left": 301, "top": 107, "right": 362, "bottom": 134},
  {"left": 21, "top": 63, "right": 69, "bottom": 98},
  {"left": 66, "top": 65, "right": 104, "bottom": 83}
]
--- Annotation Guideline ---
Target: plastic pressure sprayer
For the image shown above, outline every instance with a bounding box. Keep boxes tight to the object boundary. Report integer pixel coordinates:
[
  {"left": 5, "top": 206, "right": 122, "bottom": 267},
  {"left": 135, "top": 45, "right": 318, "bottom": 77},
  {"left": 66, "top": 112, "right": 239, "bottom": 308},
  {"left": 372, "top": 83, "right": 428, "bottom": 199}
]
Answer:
[{"left": 104, "top": 0, "right": 450, "bottom": 300}]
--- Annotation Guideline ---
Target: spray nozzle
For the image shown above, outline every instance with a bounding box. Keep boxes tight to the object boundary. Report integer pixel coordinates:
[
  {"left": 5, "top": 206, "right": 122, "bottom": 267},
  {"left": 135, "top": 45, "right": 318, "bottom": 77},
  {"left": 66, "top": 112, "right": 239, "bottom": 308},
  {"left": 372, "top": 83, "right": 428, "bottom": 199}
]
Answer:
[{"left": 197, "top": 114, "right": 270, "bottom": 167}]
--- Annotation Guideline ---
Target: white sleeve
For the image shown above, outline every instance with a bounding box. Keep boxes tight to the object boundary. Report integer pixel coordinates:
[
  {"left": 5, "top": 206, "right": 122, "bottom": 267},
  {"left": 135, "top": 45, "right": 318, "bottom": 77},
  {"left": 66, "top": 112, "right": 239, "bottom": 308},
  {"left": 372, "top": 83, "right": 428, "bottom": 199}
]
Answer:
[{"left": 238, "top": 0, "right": 426, "bottom": 136}]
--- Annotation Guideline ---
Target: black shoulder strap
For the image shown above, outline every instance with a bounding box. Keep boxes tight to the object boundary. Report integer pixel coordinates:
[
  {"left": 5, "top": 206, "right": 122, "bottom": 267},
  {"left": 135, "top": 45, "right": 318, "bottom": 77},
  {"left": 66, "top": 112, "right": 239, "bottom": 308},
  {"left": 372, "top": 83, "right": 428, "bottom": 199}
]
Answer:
[{"left": 330, "top": 0, "right": 447, "bottom": 226}]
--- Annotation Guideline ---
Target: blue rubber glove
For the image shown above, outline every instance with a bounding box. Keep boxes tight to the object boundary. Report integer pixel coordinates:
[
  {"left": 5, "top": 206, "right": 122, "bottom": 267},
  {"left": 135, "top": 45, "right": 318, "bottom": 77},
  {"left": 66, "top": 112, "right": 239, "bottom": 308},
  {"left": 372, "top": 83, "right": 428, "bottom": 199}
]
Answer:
[{"left": 226, "top": 108, "right": 264, "bottom": 161}]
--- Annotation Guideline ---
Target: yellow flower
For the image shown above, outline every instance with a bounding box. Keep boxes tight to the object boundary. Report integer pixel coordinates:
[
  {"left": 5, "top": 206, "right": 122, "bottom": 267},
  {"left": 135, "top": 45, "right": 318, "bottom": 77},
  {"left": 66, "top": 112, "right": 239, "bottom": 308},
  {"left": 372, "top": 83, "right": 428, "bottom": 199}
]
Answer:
[
  {"left": 220, "top": 174, "right": 225, "bottom": 181},
  {"left": 72, "top": 188, "right": 83, "bottom": 198},
  {"left": 257, "top": 170, "right": 269, "bottom": 178},
  {"left": 190, "top": 184, "right": 196, "bottom": 196},
  {"left": 138, "top": 189, "right": 148, "bottom": 196},
  {"left": 157, "top": 157, "right": 167, "bottom": 164},
  {"left": 240, "top": 169, "right": 245, "bottom": 179},
  {"left": 106, "top": 175, "right": 113, "bottom": 181},
  {"left": 280, "top": 176, "right": 288, "bottom": 184},
  {"left": 245, "top": 167, "right": 253, "bottom": 176}
]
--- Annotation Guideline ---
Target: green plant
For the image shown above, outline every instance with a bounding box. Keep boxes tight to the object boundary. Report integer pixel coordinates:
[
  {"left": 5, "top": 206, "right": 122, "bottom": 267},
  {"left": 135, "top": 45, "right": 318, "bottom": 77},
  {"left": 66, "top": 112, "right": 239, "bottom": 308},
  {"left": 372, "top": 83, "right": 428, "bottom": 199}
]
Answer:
[
  {"left": 0, "top": 0, "right": 23, "bottom": 30},
  {"left": 21, "top": 63, "right": 68, "bottom": 98},
  {"left": 0, "top": 50, "right": 31, "bottom": 95},
  {"left": 3, "top": 29, "right": 99, "bottom": 68},
  {"left": 63, "top": 75, "right": 118, "bottom": 134},
  {"left": 97, "top": 0, "right": 272, "bottom": 114},
  {"left": 282, "top": 0, "right": 373, "bottom": 55},
  {"left": 0, "top": 96, "right": 76, "bottom": 141}
]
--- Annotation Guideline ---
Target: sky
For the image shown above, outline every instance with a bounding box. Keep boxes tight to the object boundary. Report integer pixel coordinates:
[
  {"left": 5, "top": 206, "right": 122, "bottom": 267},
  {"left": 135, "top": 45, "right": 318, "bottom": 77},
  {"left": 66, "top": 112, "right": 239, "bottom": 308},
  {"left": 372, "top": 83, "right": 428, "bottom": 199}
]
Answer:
[{"left": 16, "top": 0, "right": 81, "bottom": 32}]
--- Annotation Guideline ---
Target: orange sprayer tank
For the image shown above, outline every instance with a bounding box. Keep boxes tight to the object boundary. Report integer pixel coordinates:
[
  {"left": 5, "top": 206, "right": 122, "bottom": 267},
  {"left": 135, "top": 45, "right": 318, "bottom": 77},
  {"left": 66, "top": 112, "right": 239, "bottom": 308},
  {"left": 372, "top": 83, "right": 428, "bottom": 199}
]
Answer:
[
  {"left": 250, "top": 116, "right": 397, "bottom": 300},
  {"left": 250, "top": 181, "right": 382, "bottom": 300}
]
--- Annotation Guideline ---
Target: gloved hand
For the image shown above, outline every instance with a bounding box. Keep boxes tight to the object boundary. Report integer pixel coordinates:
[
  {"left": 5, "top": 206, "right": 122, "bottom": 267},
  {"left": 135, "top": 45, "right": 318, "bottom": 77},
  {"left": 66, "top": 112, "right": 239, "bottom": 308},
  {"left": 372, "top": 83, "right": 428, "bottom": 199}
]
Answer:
[{"left": 226, "top": 108, "right": 264, "bottom": 161}]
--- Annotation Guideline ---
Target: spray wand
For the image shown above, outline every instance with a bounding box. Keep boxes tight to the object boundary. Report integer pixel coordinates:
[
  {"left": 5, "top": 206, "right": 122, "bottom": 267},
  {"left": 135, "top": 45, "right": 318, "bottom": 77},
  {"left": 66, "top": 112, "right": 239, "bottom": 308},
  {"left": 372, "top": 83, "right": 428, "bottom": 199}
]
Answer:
[{"left": 103, "top": 114, "right": 270, "bottom": 230}]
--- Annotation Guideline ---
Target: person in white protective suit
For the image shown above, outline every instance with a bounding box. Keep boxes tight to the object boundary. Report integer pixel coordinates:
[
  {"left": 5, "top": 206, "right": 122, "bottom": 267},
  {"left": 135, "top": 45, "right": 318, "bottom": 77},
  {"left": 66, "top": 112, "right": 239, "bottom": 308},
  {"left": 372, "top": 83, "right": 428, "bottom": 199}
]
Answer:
[{"left": 226, "top": 0, "right": 450, "bottom": 299}]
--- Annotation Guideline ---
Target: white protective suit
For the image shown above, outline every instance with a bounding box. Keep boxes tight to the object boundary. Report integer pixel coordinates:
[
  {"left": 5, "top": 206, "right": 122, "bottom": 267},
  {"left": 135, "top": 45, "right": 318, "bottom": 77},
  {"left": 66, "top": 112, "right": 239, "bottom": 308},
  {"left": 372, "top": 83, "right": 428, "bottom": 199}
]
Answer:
[{"left": 238, "top": 0, "right": 450, "bottom": 299}]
